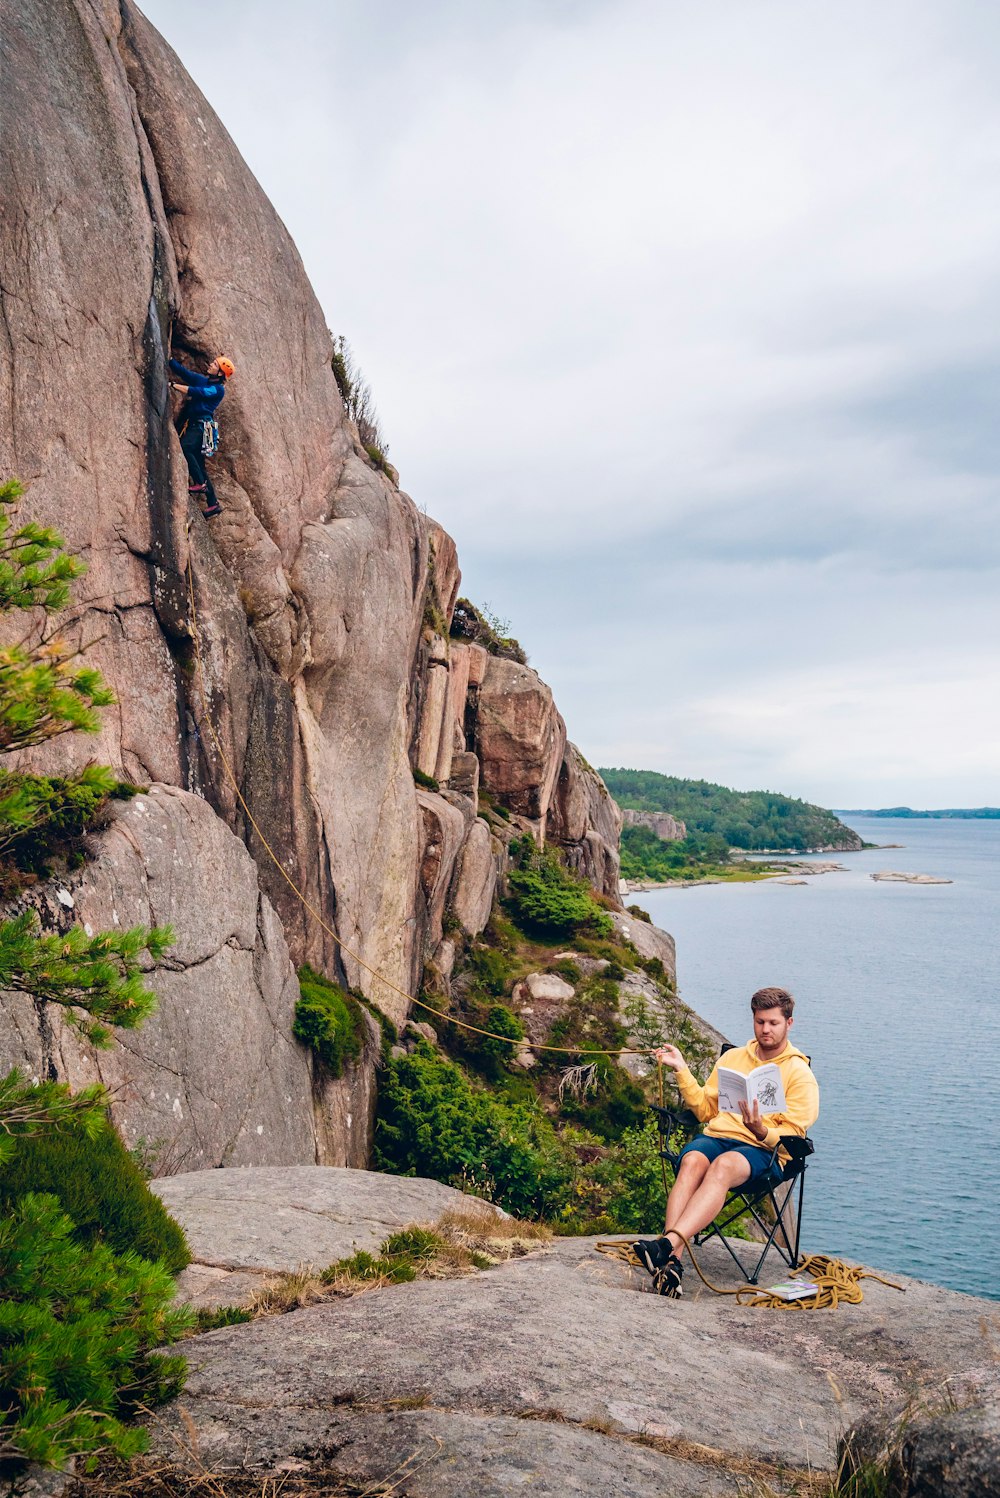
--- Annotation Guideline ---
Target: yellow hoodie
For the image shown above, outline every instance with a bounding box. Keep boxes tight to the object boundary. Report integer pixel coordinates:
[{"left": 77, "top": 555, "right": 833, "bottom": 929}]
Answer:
[{"left": 675, "top": 1040, "right": 819, "bottom": 1162}]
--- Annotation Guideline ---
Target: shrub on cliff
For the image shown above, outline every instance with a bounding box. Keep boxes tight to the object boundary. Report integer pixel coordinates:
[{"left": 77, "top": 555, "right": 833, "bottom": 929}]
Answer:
[
  {"left": 0, "top": 1110, "right": 190, "bottom": 1273},
  {"left": 330, "top": 335, "right": 391, "bottom": 473},
  {"left": 374, "top": 1043, "right": 573, "bottom": 1219},
  {"left": 506, "top": 838, "right": 612, "bottom": 941},
  {"left": 294, "top": 965, "right": 366, "bottom": 1077},
  {"left": 450, "top": 598, "right": 527, "bottom": 665},
  {"left": 0, "top": 765, "right": 138, "bottom": 894}
]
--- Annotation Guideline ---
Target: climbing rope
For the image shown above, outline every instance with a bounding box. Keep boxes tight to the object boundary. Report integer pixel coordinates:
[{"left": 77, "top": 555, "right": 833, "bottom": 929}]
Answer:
[
  {"left": 594, "top": 1233, "right": 905, "bottom": 1308},
  {"left": 182, "top": 553, "right": 659, "bottom": 1061}
]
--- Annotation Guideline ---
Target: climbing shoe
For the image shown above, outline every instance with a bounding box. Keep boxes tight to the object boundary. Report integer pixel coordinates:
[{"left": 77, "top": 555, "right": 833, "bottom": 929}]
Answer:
[
  {"left": 652, "top": 1256, "right": 684, "bottom": 1299},
  {"left": 632, "top": 1237, "right": 672, "bottom": 1276},
  {"left": 201, "top": 501, "right": 222, "bottom": 518},
  {"left": 188, "top": 483, "right": 207, "bottom": 494}
]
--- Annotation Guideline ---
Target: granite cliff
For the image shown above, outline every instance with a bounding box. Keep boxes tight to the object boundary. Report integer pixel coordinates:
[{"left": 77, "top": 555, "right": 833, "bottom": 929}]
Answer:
[{"left": 0, "top": 0, "right": 632, "bottom": 1167}]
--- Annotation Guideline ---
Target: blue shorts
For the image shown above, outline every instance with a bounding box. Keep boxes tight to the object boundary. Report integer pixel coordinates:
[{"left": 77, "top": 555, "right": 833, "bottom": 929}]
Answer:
[{"left": 678, "top": 1134, "right": 783, "bottom": 1186}]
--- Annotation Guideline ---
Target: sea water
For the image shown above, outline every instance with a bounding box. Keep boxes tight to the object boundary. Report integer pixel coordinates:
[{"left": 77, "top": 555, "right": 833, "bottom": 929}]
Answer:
[{"left": 631, "top": 817, "right": 1000, "bottom": 1301}]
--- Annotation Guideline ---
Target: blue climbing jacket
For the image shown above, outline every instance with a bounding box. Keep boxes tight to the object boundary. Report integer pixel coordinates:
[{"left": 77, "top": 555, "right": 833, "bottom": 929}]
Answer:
[{"left": 169, "top": 359, "right": 227, "bottom": 422}]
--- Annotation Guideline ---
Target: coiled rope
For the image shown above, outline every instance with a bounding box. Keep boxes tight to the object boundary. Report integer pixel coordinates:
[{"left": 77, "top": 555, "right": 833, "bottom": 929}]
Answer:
[
  {"left": 594, "top": 1233, "right": 905, "bottom": 1308},
  {"left": 183, "top": 552, "right": 658, "bottom": 1060}
]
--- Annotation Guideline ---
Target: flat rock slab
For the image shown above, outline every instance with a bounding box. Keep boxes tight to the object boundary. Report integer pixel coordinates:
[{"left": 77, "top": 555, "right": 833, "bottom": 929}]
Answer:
[
  {"left": 153, "top": 1166, "right": 502, "bottom": 1305},
  {"left": 147, "top": 1214, "right": 998, "bottom": 1496},
  {"left": 280, "top": 1408, "right": 735, "bottom": 1497}
]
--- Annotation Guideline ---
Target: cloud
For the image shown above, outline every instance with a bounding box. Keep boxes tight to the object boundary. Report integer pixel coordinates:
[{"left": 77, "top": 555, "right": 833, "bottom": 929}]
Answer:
[{"left": 142, "top": 0, "right": 1000, "bottom": 802}]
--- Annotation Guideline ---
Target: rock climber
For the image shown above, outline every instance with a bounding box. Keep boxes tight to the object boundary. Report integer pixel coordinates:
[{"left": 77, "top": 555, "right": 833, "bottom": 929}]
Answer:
[
  {"left": 632, "top": 987, "right": 819, "bottom": 1298},
  {"left": 168, "top": 353, "right": 234, "bottom": 518}
]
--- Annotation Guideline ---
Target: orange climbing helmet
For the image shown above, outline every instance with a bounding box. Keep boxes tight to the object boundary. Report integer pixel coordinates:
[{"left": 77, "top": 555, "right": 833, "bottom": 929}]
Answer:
[{"left": 216, "top": 356, "right": 235, "bottom": 379}]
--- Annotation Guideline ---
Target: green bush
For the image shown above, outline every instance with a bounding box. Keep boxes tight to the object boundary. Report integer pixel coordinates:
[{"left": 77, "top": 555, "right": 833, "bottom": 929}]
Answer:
[
  {"left": 591, "top": 1116, "right": 672, "bottom": 1233},
  {"left": 374, "top": 1043, "right": 573, "bottom": 1219},
  {"left": 558, "top": 1060, "right": 647, "bottom": 1141},
  {"left": 507, "top": 852, "right": 612, "bottom": 941},
  {"left": 294, "top": 966, "right": 366, "bottom": 1077},
  {"left": 481, "top": 1003, "right": 524, "bottom": 1068},
  {"left": 412, "top": 765, "right": 439, "bottom": 791},
  {"left": 0, "top": 1192, "right": 191, "bottom": 1473},
  {"left": 0, "top": 1114, "right": 189, "bottom": 1274}
]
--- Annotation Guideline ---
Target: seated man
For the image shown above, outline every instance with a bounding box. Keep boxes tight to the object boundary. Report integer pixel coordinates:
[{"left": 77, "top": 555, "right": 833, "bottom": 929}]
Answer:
[{"left": 634, "top": 986, "right": 819, "bottom": 1299}]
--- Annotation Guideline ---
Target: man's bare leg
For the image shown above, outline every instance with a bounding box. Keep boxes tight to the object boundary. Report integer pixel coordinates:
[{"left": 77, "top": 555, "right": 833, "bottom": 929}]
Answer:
[
  {"left": 664, "top": 1153, "right": 753, "bottom": 1261},
  {"left": 663, "top": 1151, "right": 711, "bottom": 1233}
]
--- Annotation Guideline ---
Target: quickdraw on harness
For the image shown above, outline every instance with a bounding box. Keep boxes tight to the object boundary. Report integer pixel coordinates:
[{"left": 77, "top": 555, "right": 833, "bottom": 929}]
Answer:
[{"left": 201, "top": 419, "right": 220, "bottom": 457}]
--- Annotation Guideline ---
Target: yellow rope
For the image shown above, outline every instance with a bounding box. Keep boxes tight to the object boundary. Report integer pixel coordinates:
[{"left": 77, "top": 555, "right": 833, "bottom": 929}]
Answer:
[
  {"left": 594, "top": 1233, "right": 905, "bottom": 1309},
  {"left": 183, "top": 553, "right": 657, "bottom": 1060}
]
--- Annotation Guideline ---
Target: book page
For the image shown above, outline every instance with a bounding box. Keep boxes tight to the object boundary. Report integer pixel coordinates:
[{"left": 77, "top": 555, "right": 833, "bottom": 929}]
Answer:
[
  {"left": 747, "top": 1064, "right": 786, "bottom": 1114},
  {"left": 716, "top": 1067, "right": 749, "bottom": 1113}
]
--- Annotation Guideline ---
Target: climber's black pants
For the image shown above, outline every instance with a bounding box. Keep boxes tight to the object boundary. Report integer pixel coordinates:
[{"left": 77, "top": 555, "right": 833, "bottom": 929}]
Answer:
[{"left": 179, "top": 421, "right": 218, "bottom": 505}]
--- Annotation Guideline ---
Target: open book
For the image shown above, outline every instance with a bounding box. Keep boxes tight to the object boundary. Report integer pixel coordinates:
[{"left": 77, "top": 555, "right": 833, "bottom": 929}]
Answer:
[
  {"left": 765, "top": 1278, "right": 816, "bottom": 1302},
  {"left": 716, "top": 1062, "right": 786, "bottom": 1115}
]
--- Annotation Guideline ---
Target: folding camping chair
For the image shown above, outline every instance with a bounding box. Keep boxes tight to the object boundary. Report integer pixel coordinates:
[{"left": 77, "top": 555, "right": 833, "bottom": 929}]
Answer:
[{"left": 650, "top": 1044, "right": 816, "bottom": 1285}]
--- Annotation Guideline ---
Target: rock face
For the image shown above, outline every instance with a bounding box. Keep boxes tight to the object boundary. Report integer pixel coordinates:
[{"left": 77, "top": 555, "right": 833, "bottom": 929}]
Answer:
[
  {"left": 135, "top": 1167, "right": 1000, "bottom": 1497},
  {"left": 622, "top": 808, "right": 687, "bottom": 841},
  {"left": 0, "top": 0, "right": 636, "bottom": 1164},
  {"left": 0, "top": 785, "right": 372, "bottom": 1167}
]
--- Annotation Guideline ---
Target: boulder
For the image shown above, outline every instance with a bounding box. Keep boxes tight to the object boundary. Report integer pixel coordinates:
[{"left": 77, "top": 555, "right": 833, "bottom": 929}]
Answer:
[
  {"left": 474, "top": 656, "right": 566, "bottom": 826},
  {"left": 517, "top": 973, "right": 576, "bottom": 1004},
  {"left": 512, "top": 972, "right": 576, "bottom": 1046},
  {"left": 154, "top": 1164, "right": 503, "bottom": 1305},
  {"left": 0, "top": 785, "right": 329, "bottom": 1170},
  {"left": 838, "top": 1368, "right": 1000, "bottom": 1497},
  {"left": 609, "top": 910, "right": 677, "bottom": 980},
  {"left": 448, "top": 817, "right": 498, "bottom": 936}
]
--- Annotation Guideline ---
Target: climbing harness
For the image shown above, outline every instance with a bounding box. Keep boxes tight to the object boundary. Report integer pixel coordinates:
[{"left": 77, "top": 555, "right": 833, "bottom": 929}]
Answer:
[
  {"left": 594, "top": 1232, "right": 905, "bottom": 1309},
  {"left": 183, "top": 553, "right": 661, "bottom": 1062}
]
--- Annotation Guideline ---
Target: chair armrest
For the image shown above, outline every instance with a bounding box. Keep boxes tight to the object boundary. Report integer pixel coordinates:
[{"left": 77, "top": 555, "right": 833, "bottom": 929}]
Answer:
[
  {"left": 780, "top": 1135, "right": 815, "bottom": 1161},
  {"left": 649, "top": 1102, "right": 698, "bottom": 1135}
]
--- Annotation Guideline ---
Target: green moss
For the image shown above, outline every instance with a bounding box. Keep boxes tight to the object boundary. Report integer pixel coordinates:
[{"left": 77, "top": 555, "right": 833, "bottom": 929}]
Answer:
[
  {"left": 294, "top": 966, "right": 366, "bottom": 1077},
  {"left": 0, "top": 1112, "right": 190, "bottom": 1273},
  {"left": 413, "top": 766, "right": 440, "bottom": 791}
]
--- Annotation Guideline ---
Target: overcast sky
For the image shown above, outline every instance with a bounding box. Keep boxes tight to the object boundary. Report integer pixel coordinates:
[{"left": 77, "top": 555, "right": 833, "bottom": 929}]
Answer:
[{"left": 141, "top": 0, "right": 1000, "bottom": 808}]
